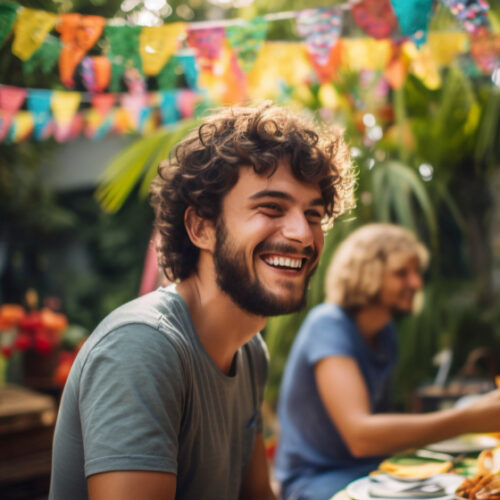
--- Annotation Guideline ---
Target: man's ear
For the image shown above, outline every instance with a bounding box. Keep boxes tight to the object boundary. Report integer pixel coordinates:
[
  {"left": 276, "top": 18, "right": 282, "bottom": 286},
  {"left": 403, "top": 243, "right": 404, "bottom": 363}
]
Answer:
[{"left": 184, "top": 206, "right": 215, "bottom": 251}]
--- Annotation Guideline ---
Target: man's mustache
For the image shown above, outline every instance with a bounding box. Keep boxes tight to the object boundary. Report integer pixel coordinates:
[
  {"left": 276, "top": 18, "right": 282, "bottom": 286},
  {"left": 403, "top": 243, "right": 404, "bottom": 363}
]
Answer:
[{"left": 254, "top": 241, "right": 317, "bottom": 261}]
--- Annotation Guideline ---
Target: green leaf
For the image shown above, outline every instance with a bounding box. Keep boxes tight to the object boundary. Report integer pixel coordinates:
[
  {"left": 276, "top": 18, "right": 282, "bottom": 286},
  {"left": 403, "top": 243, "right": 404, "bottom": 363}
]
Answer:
[{"left": 95, "top": 120, "right": 200, "bottom": 213}]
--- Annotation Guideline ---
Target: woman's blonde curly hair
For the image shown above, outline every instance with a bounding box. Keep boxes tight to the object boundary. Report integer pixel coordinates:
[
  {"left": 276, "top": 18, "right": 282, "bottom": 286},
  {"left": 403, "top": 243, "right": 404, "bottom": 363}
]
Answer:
[
  {"left": 325, "top": 224, "right": 429, "bottom": 308},
  {"left": 149, "top": 102, "right": 355, "bottom": 281}
]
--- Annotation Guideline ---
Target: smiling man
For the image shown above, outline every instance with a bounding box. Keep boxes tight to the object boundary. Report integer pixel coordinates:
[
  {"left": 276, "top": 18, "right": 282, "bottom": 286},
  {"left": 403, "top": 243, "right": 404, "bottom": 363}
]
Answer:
[
  {"left": 49, "top": 103, "right": 354, "bottom": 500},
  {"left": 275, "top": 224, "right": 500, "bottom": 500}
]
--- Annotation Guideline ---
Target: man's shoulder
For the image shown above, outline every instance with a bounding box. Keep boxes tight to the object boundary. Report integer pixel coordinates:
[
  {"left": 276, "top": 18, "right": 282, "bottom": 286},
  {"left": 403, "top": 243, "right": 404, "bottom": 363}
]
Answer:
[
  {"left": 98, "top": 286, "right": 188, "bottom": 331},
  {"left": 80, "top": 288, "right": 192, "bottom": 360}
]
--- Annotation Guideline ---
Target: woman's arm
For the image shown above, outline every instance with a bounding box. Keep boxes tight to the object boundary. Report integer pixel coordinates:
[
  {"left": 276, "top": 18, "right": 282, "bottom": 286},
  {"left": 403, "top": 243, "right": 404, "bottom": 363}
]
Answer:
[{"left": 315, "top": 355, "right": 500, "bottom": 457}]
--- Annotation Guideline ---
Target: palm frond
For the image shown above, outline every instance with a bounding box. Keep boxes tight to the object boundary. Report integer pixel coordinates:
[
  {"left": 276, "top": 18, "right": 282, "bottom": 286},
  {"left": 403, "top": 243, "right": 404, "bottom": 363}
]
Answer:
[{"left": 95, "top": 119, "right": 200, "bottom": 213}]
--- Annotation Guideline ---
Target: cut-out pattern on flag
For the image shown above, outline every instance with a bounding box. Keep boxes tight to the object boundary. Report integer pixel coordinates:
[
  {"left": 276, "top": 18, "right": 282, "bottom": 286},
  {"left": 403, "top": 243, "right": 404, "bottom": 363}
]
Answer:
[
  {"left": 226, "top": 17, "right": 268, "bottom": 72},
  {"left": 186, "top": 26, "right": 226, "bottom": 72},
  {"left": 442, "top": 0, "right": 490, "bottom": 35},
  {"left": 390, "top": 0, "right": 433, "bottom": 47},
  {"left": 57, "top": 14, "right": 106, "bottom": 88},
  {"left": 12, "top": 7, "right": 57, "bottom": 61},
  {"left": 296, "top": 8, "right": 343, "bottom": 67},
  {"left": 352, "top": 0, "right": 397, "bottom": 40}
]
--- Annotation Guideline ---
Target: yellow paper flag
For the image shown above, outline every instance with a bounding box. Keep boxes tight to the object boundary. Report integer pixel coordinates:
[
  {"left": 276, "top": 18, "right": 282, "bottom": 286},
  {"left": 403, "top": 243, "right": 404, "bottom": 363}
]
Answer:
[
  {"left": 51, "top": 91, "right": 81, "bottom": 128},
  {"left": 12, "top": 8, "right": 57, "bottom": 61},
  {"left": 426, "top": 33, "right": 468, "bottom": 66},
  {"left": 341, "top": 38, "right": 392, "bottom": 71},
  {"left": 248, "top": 42, "right": 311, "bottom": 100},
  {"left": 140, "top": 23, "right": 186, "bottom": 76},
  {"left": 12, "top": 111, "right": 34, "bottom": 142}
]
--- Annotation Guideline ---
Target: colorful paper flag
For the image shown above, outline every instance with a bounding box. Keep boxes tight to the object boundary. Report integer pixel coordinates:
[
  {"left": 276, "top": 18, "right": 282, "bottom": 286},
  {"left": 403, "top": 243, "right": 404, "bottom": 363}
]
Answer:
[
  {"left": 296, "top": 8, "right": 343, "bottom": 67},
  {"left": 27, "top": 89, "right": 52, "bottom": 140},
  {"left": 390, "top": 0, "right": 433, "bottom": 47},
  {"left": 226, "top": 17, "right": 268, "bottom": 72},
  {"left": 140, "top": 23, "right": 186, "bottom": 76},
  {"left": 22, "top": 34, "right": 61, "bottom": 76},
  {"left": 12, "top": 7, "right": 57, "bottom": 60},
  {"left": 0, "top": 1, "right": 18, "bottom": 47},
  {"left": 57, "top": 13, "right": 106, "bottom": 88},
  {"left": 186, "top": 26, "right": 226, "bottom": 72},
  {"left": 105, "top": 25, "right": 143, "bottom": 92},
  {"left": 51, "top": 91, "right": 81, "bottom": 141},
  {"left": 0, "top": 85, "right": 27, "bottom": 141},
  {"left": 80, "top": 56, "right": 111, "bottom": 93},
  {"left": 442, "top": 0, "right": 490, "bottom": 35},
  {"left": 352, "top": 0, "right": 398, "bottom": 40}
]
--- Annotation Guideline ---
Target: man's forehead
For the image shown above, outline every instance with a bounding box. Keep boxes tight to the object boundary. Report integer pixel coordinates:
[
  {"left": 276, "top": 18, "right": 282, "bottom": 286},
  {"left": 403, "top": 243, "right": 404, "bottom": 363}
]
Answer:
[{"left": 238, "top": 163, "right": 322, "bottom": 197}]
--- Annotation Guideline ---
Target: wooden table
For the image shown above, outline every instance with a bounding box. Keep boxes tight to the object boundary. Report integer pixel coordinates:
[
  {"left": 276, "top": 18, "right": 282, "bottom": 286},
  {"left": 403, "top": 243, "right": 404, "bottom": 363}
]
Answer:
[{"left": 0, "top": 384, "right": 57, "bottom": 498}]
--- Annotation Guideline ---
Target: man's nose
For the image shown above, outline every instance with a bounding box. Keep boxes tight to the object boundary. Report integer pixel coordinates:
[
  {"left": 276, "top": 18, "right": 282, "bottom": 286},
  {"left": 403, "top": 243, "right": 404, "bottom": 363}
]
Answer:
[{"left": 281, "top": 209, "right": 315, "bottom": 247}]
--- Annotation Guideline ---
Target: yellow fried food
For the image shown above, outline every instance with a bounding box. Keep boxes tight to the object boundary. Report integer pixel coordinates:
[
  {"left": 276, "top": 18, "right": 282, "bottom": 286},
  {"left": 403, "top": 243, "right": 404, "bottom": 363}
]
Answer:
[
  {"left": 379, "top": 460, "right": 452, "bottom": 479},
  {"left": 456, "top": 471, "right": 500, "bottom": 499},
  {"left": 478, "top": 447, "right": 500, "bottom": 475}
]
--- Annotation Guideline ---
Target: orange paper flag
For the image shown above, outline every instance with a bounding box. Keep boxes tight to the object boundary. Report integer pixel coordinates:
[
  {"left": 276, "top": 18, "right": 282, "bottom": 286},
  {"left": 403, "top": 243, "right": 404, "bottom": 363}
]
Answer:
[{"left": 57, "top": 13, "right": 106, "bottom": 88}]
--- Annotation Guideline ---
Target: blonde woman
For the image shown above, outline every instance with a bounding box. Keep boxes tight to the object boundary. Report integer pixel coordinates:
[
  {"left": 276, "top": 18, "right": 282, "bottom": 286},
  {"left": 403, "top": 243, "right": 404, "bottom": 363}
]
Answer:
[{"left": 275, "top": 223, "right": 500, "bottom": 500}]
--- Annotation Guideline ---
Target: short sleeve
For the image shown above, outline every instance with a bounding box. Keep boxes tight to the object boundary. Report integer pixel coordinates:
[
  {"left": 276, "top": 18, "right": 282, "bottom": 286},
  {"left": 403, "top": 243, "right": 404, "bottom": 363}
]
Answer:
[
  {"left": 79, "top": 323, "right": 187, "bottom": 478},
  {"left": 302, "top": 307, "right": 357, "bottom": 366}
]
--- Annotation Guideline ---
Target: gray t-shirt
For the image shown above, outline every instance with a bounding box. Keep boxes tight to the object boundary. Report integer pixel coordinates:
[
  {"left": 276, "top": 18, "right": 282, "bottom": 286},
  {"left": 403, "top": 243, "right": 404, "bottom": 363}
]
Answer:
[{"left": 50, "top": 286, "right": 268, "bottom": 500}]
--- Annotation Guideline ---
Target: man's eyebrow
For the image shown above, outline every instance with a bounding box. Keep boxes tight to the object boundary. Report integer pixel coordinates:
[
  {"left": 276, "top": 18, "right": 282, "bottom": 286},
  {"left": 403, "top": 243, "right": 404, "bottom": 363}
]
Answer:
[{"left": 249, "top": 190, "right": 324, "bottom": 207}]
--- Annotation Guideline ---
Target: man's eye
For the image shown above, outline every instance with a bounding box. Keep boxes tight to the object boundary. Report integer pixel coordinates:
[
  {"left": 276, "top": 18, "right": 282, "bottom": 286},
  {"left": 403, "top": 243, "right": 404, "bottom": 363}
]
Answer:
[
  {"left": 305, "top": 210, "right": 324, "bottom": 222},
  {"left": 259, "top": 203, "right": 282, "bottom": 214}
]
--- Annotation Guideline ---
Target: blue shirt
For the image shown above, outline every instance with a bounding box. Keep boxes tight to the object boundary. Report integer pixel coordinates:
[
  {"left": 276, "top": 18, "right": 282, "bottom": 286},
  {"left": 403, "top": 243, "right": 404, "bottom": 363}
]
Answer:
[{"left": 275, "top": 303, "right": 398, "bottom": 489}]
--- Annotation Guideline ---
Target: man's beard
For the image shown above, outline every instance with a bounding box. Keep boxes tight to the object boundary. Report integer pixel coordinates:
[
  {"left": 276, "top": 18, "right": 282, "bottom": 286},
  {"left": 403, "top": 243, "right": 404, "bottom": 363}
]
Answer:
[{"left": 213, "top": 218, "right": 316, "bottom": 316}]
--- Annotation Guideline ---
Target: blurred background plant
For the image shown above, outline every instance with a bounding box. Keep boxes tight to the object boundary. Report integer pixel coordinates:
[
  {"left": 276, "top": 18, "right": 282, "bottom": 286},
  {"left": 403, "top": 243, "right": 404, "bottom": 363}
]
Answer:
[{"left": 0, "top": 294, "right": 88, "bottom": 389}]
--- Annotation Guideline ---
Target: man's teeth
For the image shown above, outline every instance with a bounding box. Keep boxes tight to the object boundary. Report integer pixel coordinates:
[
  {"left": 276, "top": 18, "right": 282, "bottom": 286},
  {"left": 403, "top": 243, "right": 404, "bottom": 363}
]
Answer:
[{"left": 265, "top": 256, "right": 303, "bottom": 269}]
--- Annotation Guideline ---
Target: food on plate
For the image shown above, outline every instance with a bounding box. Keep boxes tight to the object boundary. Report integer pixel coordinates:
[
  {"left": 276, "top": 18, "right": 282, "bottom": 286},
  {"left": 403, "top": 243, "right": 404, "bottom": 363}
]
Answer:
[
  {"left": 477, "top": 447, "right": 500, "bottom": 475},
  {"left": 455, "top": 472, "right": 500, "bottom": 499},
  {"left": 378, "top": 459, "right": 452, "bottom": 479}
]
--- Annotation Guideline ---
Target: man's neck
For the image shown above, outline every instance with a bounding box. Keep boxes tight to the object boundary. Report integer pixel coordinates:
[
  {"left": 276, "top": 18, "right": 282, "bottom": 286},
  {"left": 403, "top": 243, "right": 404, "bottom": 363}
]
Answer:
[
  {"left": 176, "top": 274, "right": 266, "bottom": 375},
  {"left": 354, "top": 304, "right": 392, "bottom": 346}
]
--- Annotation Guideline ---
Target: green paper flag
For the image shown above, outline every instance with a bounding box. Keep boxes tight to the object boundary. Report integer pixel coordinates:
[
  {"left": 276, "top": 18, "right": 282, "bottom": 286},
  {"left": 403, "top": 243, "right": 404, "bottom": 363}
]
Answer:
[
  {"left": 0, "top": 1, "right": 19, "bottom": 47},
  {"left": 105, "top": 25, "right": 143, "bottom": 92},
  {"left": 226, "top": 17, "right": 268, "bottom": 73},
  {"left": 157, "top": 56, "right": 181, "bottom": 90},
  {"left": 23, "top": 35, "right": 62, "bottom": 76}
]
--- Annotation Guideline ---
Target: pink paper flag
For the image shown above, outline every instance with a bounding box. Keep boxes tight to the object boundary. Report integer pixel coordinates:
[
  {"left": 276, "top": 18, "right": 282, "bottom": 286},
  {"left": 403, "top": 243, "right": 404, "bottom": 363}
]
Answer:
[
  {"left": 186, "top": 26, "right": 226, "bottom": 72},
  {"left": 0, "top": 86, "right": 27, "bottom": 141}
]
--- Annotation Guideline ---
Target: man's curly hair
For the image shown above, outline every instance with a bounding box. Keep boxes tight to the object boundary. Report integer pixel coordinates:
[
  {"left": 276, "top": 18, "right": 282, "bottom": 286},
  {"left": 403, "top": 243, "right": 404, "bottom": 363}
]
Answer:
[{"left": 149, "top": 102, "right": 355, "bottom": 281}]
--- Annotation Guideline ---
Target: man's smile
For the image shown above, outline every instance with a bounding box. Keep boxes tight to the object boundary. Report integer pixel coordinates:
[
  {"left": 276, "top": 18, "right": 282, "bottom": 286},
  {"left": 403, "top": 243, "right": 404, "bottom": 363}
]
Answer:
[{"left": 261, "top": 253, "right": 305, "bottom": 271}]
